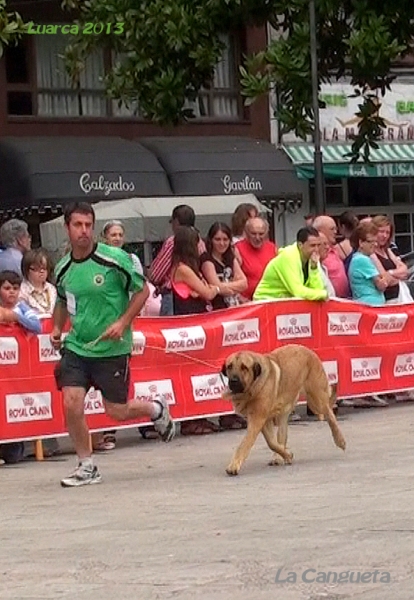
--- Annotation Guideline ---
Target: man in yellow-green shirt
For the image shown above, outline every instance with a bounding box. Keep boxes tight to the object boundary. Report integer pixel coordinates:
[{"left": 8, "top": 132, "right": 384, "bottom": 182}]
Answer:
[{"left": 253, "top": 226, "right": 328, "bottom": 301}]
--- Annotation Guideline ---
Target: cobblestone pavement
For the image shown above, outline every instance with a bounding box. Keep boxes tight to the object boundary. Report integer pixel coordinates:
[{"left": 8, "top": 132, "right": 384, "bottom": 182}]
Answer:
[{"left": 1, "top": 404, "right": 414, "bottom": 600}]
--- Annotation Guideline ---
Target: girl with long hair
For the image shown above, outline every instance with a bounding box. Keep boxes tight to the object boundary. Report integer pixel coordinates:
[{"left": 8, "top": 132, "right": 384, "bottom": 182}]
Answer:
[
  {"left": 171, "top": 227, "right": 219, "bottom": 315},
  {"left": 201, "top": 222, "right": 247, "bottom": 310},
  {"left": 171, "top": 227, "right": 221, "bottom": 435},
  {"left": 201, "top": 222, "right": 248, "bottom": 429},
  {"left": 370, "top": 215, "right": 408, "bottom": 304}
]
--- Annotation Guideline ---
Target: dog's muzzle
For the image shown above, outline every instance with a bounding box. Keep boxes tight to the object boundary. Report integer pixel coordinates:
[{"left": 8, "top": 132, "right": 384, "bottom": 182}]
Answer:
[{"left": 228, "top": 376, "right": 244, "bottom": 394}]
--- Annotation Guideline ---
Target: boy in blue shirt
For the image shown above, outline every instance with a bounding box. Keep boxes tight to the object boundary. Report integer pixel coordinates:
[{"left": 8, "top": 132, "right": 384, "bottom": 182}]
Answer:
[
  {"left": 0, "top": 270, "right": 41, "bottom": 465},
  {"left": 0, "top": 270, "right": 41, "bottom": 333}
]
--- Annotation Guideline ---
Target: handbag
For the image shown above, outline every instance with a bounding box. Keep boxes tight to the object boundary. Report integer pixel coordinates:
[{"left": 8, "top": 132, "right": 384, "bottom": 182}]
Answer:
[{"left": 397, "top": 281, "right": 414, "bottom": 304}]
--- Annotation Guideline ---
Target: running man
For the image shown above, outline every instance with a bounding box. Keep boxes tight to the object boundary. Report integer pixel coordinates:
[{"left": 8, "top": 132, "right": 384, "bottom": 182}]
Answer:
[{"left": 51, "top": 202, "right": 175, "bottom": 487}]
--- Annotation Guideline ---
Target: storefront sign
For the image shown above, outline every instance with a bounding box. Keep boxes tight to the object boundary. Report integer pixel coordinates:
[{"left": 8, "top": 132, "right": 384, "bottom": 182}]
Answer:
[
  {"left": 221, "top": 174, "right": 263, "bottom": 194},
  {"left": 296, "top": 161, "right": 414, "bottom": 179},
  {"left": 79, "top": 173, "right": 135, "bottom": 196},
  {"left": 283, "top": 81, "right": 414, "bottom": 143}
]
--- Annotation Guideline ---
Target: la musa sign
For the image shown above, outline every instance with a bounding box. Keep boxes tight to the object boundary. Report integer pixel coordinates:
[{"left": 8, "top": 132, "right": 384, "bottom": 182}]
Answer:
[{"left": 296, "top": 161, "right": 414, "bottom": 179}]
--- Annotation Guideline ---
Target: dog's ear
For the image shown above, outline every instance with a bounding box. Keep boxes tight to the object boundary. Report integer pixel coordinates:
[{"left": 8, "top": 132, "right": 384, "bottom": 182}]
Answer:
[
  {"left": 253, "top": 362, "right": 262, "bottom": 380},
  {"left": 221, "top": 363, "right": 227, "bottom": 376}
]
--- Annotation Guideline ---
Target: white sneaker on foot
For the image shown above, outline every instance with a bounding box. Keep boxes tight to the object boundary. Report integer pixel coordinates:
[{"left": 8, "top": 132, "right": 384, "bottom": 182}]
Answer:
[
  {"left": 152, "top": 395, "right": 176, "bottom": 442},
  {"left": 61, "top": 464, "right": 102, "bottom": 488}
]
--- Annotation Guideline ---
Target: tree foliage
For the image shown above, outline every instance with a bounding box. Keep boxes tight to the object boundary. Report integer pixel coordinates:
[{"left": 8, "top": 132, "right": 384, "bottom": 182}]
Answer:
[
  {"left": 240, "top": 0, "right": 414, "bottom": 160},
  {"left": 0, "top": 0, "right": 27, "bottom": 58},
  {"left": 62, "top": 0, "right": 414, "bottom": 158}
]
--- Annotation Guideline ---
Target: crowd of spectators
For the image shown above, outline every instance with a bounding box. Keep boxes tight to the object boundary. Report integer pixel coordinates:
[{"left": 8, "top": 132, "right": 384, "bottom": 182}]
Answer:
[{"left": 0, "top": 204, "right": 412, "bottom": 463}]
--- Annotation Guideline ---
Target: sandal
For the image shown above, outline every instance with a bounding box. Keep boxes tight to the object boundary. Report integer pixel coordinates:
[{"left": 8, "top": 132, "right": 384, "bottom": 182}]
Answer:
[
  {"left": 219, "top": 414, "right": 247, "bottom": 430},
  {"left": 181, "top": 418, "right": 220, "bottom": 436},
  {"left": 93, "top": 432, "right": 116, "bottom": 452}
]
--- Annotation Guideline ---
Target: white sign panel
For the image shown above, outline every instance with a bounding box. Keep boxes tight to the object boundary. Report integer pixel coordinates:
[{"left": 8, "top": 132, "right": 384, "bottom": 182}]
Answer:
[
  {"left": 276, "top": 314, "right": 312, "bottom": 340},
  {"left": 6, "top": 392, "right": 53, "bottom": 423},
  {"left": 281, "top": 82, "right": 414, "bottom": 143},
  {"left": 134, "top": 379, "right": 176, "bottom": 405},
  {"left": 351, "top": 357, "right": 382, "bottom": 383},
  {"left": 222, "top": 318, "right": 260, "bottom": 347},
  {"left": 191, "top": 374, "right": 227, "bottom": 402},
  {"left": 0, "top": 337, "right": 18, "bottom": 364},
  {"left": 161, "top": 326, "right": 206, "bottom": 352}
]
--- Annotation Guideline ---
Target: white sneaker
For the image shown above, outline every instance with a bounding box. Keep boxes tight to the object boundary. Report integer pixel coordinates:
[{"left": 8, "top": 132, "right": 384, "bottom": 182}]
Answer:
[
  {"left": 152, "top": 395, "right": 176, "bottom": 442},
  {"left": 61, "top": 464, "right": 102, "bottom": 488}
]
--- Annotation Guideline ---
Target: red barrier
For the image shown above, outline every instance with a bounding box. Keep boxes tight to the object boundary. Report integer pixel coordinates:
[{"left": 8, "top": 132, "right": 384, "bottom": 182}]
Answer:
[{"left": 1, "top": 299, "right": 414, "bottom": 443}]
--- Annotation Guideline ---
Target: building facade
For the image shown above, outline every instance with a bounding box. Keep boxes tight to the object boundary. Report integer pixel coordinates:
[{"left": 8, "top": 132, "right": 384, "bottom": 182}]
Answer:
[
  {"left": 272, "top": 66, "right": 414, "bottom": 253},
  {"left": 0, "top": 0, "right": 304, "bottom": 248}
]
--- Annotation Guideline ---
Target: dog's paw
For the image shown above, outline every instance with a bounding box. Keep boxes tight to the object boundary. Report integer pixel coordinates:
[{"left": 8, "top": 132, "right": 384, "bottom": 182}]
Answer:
[
  {"left": 284, "top": 452, "right": 294, "bottom": 465},
  {"left": 268, "top": 455, "right": 282, "bottom": 466},
  {"left": 226, "top": 464, "right": 240, "bottom": 476}
]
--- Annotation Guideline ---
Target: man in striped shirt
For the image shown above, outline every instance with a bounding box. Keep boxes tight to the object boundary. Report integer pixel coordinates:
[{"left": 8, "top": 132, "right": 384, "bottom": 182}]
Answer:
[{"left": 148, "top": 205, "right": 205, "bottom": 315}]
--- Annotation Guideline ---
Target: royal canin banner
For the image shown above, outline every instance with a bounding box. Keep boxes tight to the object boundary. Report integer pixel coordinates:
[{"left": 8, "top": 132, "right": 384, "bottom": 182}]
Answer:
[{"left": 1, "top": 298, "right": 414, "bottom": 443}]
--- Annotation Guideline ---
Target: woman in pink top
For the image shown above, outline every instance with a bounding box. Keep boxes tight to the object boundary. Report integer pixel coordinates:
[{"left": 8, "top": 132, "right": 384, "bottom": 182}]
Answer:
[{"left": 234, "top": 218, "right": 277, "bottom": 300}]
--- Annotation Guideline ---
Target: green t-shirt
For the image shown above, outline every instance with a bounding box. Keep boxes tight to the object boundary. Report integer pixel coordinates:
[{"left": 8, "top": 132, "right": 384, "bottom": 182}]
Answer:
[{"left": 55, "top": 243, "right": 145, "bottom": 358}]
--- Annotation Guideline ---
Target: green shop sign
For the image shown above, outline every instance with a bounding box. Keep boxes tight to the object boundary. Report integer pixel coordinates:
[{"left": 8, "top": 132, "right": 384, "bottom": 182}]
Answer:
[
  {"left": 296, "top": 161, "right": 414, "bottom": 179},
  {"left": 319, "top": 93, "right": 348, "bottom": 107},
  {"left": 396, "top": 101, "right": 414, "bottom": 114}
]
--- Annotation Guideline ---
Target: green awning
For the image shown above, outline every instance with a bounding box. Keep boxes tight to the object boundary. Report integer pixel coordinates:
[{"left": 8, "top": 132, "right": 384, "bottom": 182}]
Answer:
[{"left": 283, "top": 143, "right": 414, "bottom": 179}]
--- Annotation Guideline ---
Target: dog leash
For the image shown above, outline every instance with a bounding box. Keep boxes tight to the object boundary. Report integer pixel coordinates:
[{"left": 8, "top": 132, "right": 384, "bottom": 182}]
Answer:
[
  {"left": 146, "top": 344, "right": 228, "bottom": 387},
  {"left": 82, "top": 336, "right": 227, "bottom": 384}
]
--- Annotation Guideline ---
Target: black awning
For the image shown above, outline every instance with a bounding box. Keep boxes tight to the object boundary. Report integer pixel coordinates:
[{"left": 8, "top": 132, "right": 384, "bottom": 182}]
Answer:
[
  {"left": 0, "top": 142, "right": 32, "bottom": 212},
  {"left": 140, "top": 136, "right": 305, "bottom": 199},
  {"left": 0, "top": 137, "right": 173, "bottom": 215}
]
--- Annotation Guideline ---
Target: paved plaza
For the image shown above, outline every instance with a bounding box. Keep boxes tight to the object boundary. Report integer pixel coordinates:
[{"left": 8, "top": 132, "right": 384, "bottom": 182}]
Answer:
[{"left": 2, "top": 403, "right": 414, "bottom": 600}]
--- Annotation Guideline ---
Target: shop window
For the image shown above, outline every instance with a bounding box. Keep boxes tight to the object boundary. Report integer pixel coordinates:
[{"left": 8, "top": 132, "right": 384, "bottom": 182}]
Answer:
[
  {"left": 310, "top": 178, "right": 344, "bottom": 209},
  {"left": 36, "top": 33, "right": 107, "bottom": 117},
  {"left": 348, "top": 177, "right": 390, "bottom": 206},
  {"left": 5, "top": 37, "right": 34, "bottom": 115},
  {"left": 7, "top": 30, "right": 242, "bottom": 120},
  {"left": 184, "top": 34, "right": 242, "bottom": 120},
  {"left": 7, "top": 91, "right": 33, "bottom": 115},
  {"left": 391, "top": 178, "right": 414, "bottom": 204},
  {"left": 394, "top": 213, "right": 414, "bottom": 254},
  {"left": 5, "top": 42, "right": 29, "bottom": 83}
]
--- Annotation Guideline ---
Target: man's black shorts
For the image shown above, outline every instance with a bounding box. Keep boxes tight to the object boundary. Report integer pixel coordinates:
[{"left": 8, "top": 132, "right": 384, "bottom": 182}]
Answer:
[{"left": 54, "top": 348, "right": 130, "bottom": 404}]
